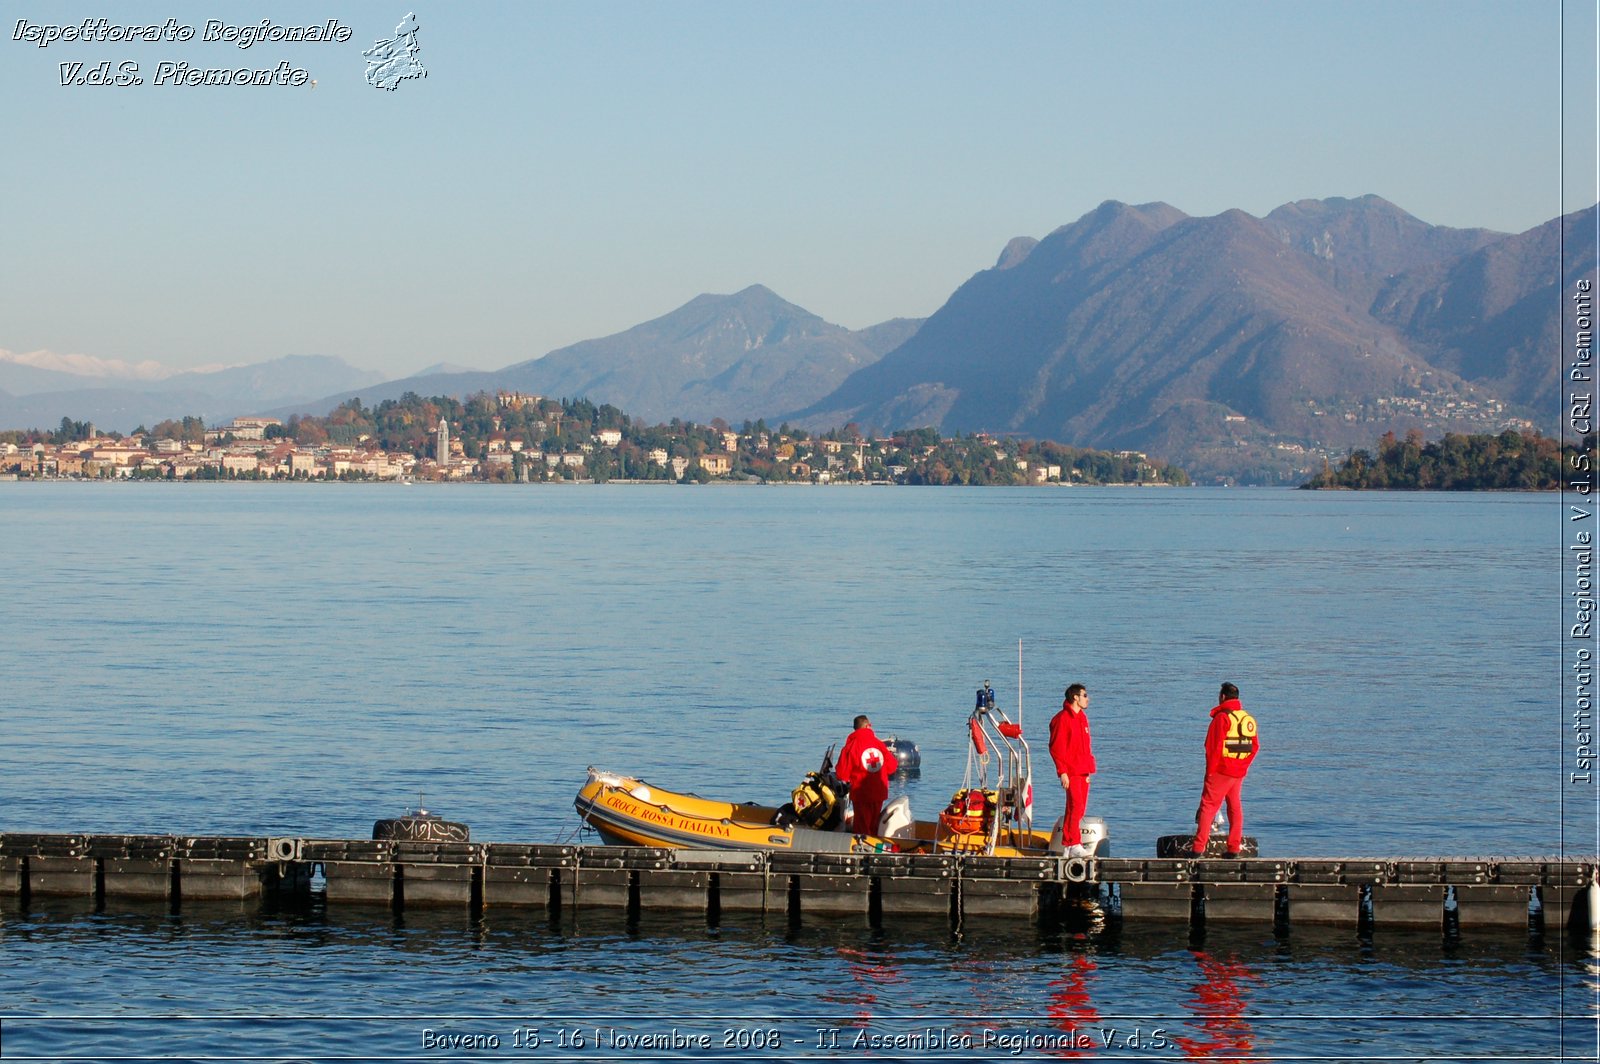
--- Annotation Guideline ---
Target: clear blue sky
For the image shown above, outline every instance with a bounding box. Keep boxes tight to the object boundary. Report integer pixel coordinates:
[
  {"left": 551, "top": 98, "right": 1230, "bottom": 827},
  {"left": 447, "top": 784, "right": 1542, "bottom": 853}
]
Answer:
[{"left": 1, "top": 0, "right": 1594, "bottom": 380}]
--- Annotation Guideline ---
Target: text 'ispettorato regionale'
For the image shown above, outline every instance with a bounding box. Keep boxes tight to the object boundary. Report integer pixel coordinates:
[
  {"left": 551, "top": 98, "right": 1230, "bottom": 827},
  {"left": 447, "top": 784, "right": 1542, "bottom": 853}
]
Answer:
[{"left": 12, "top": 18, "right": 351, "bottom": 88}]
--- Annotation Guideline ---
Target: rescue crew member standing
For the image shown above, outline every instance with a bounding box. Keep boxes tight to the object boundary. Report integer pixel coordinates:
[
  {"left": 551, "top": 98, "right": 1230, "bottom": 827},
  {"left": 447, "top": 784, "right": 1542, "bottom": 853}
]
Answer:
[
  {"left": 1049, "top": 684, "right": 1097, "bottom": 857},
  {"left": 1189, "top": 682, "right": 1259, "bottom": 858},
  {"left": 837, "top": 715, "right": 899, "bottom": 835}
]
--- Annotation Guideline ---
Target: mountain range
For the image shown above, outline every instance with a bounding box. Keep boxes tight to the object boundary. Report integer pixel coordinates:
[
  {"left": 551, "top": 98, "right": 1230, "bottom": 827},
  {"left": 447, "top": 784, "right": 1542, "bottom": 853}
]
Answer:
[
  {"left": 790, "top": 196, "right": 1588, "bottom": 479},
  {"left": 0, "top": 354, "right": 383, "bottom": 433},
  {"left": 284, "top": 285, "right": 921, "bottom": 426},
  {"left": 5, "top": 195, "right": 1588, "bottom": 481}
]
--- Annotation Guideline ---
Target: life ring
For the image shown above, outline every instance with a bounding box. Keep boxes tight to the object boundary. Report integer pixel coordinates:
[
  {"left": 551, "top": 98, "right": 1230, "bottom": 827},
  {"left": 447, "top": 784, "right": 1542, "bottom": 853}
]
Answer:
[{"left": 939, "top": 811, "right": 986, "bottom": 836}]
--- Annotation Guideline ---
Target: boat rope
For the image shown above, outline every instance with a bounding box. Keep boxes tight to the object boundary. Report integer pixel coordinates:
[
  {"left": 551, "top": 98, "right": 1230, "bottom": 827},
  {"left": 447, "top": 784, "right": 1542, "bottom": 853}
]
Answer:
[{"left": 565, "top": 784, "right": 610, "bottom": 844}]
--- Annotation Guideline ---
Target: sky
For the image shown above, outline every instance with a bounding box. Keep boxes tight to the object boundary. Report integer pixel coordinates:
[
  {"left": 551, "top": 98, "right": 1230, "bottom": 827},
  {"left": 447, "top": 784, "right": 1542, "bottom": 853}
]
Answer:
[{"left": 1, "top": 0, "right": 1595, "bottom": 381}]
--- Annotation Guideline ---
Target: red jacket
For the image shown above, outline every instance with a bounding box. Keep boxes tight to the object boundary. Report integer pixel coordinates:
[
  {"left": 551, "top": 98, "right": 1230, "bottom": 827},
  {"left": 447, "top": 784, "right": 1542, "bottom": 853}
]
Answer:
[
  {"left": 837, "top": 726, "right": 898, "bottom": 802},
  {"left": 1205, "top": 698, "right": 1258, "bottom": 777},
  {"left": 1048, "top": 701, "right": 1096, "bottom": 777}
]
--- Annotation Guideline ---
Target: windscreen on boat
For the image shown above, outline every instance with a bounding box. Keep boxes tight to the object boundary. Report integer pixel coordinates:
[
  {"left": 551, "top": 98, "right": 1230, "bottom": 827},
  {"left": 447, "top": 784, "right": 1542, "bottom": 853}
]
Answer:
[{"left": 786, "top": 826, "right": 860, "bottom": 853}]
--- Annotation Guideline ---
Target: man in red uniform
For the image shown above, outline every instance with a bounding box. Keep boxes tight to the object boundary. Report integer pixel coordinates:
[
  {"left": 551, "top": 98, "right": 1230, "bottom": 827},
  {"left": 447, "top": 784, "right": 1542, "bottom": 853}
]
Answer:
[
  {"left": 1048, "top": 683, "right": 1096, "bottom": 857},
  {"left": 1190, "top": 682, "right": 1259, "bottom": 858},
  {"left": 837, "top": 715, "right": 898, "bottom": 835}
]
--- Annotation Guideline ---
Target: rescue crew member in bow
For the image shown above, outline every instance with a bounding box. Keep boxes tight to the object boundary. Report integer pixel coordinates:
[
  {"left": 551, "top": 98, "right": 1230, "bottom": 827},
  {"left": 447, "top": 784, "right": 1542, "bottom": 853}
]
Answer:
[
  {"left": 837, "top": 714, "right": 899, "bottom": 835},
  {"left": 1189, "top": 682, "right": 1259, "bottom": 859},
  {"left": 1048, "top": 683, "right": 1097, "bottom": 858}
]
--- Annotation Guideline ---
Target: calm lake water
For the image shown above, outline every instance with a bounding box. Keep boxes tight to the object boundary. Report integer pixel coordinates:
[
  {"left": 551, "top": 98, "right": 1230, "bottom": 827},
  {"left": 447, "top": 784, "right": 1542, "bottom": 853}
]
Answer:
[{"left": 1, "top": 484, "right": 1594, "bottom": 1060}]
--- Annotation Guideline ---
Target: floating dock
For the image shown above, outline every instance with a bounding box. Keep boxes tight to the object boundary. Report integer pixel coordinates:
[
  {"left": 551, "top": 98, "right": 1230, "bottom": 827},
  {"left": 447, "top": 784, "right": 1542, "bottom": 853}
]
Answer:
[{"left": 1, "top": 833, "right": 1592, "bottom": 934}]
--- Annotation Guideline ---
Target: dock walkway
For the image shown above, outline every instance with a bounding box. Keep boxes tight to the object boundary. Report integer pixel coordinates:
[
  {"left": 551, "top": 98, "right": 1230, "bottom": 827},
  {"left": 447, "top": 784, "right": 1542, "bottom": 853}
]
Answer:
[{"left": 1, "top": 833, "right": 1592, "bottom": 933}]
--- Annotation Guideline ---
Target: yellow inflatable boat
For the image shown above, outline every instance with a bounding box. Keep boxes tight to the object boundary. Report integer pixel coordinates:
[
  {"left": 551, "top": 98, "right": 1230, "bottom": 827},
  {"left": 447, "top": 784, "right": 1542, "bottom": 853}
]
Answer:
[
  {"left": 573, "top": 769, "right": 1059, "bottom": 856},
  {"left": 573, "top": 682, "right": 1108, "bottom": 859}
]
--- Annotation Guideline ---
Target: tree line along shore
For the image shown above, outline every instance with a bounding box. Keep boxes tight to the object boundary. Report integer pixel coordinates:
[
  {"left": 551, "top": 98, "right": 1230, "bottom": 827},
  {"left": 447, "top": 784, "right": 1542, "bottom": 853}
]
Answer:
[
  {"left": 0, "top": 392, "right": 1584, "bottom": 490},
  {"left": 0, "top": 392, "right": 1185, "bottom": 486},
  {"left": 1299, "top": 428, "right": 1592, "bottom": 491}
]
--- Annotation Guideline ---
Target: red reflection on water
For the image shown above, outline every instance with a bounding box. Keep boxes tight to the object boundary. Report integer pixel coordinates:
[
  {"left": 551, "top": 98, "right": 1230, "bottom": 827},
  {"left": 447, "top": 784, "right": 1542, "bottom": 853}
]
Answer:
[
  {"left": 1045, "top": 952, "right": 1100, "bottom": 1057},
  {"left": 819, "top": 946, "right": 907, "bottom": 1026},
  {"left": 1171, "top": 950, "right": 1259, "bottom": 1061}
]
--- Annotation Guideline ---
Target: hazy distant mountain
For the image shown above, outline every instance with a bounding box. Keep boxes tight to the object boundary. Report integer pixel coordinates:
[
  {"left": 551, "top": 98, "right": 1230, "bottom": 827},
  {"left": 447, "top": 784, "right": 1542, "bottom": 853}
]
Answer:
[
  {"left": 791, "top": 200, "right": 1190, "bottom": 432},
  {"left": 412, "top": 361, "right": 484, "bottom": 376},
  {"left": 161, "top": 356, "right": 385, "bottom": 408},
  {"left": 788, "top": 197, "right": 1548, "bottom": 478},
  {"left": 1262, "top": 195, "right": 1504, "bottom": 307},
  {"left": 0, "top": 349, "right": 175, "bottom": 389},
  {"left": 493, "top": 285, "right": 911, "bottom": 424},
  {"left": 850, "top": 317, "right": 925, "bottom": 359},
  {"left": 1370, "top": 204, "right": 1597, "bottom": 413},
  {"left": 0, "top": 385, "right": 227, "bottom": 433},
  {"left": 283, "top": 368, "right": 503, "bottom": 415},
  {"left": 7, "top": 195, "right": 1582, "bottom": 483},
  {"left": 282, "top": 287, "right": 924, "bottom": 426},
  {"left": 0, "top": 359, "right": 91, "bottom": 396},
  {"left": 0, "top": 354, "right": 384, "bottom": 432}
]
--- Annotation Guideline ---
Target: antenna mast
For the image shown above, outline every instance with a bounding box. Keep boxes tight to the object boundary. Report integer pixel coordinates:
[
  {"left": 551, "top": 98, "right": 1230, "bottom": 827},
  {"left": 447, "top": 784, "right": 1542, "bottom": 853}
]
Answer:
[{"left": 1017, "top": 638, "right": 1023, "bottom": 727}]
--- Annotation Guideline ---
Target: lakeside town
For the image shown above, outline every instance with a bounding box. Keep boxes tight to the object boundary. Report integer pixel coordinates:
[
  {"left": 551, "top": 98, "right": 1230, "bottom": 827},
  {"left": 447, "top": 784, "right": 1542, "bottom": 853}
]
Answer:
[{"left": 0, "top": 392, "right": 1187, "bottom": 487}]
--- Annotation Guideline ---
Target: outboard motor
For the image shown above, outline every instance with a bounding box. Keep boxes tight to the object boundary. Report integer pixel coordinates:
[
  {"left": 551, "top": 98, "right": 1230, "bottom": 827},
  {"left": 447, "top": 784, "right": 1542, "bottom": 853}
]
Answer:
[
  {"left": 1048, "top": 815, "right": 1108, "bottom": 857},
  {"left": 882, "top": 735, "right": 921, "bottom": 777},
  {"left": 878, "top": 795, "right": 915, "bottom": 839}
]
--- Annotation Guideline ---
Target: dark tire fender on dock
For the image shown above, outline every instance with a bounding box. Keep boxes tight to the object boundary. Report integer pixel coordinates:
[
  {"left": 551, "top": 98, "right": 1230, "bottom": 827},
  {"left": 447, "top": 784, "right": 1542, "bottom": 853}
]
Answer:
[
  {"left": 373, "top": 815, "right": 470, "bottom": 842},
  {"left": 1156, "top": 833, "right": 1258, "bottom": 858}
]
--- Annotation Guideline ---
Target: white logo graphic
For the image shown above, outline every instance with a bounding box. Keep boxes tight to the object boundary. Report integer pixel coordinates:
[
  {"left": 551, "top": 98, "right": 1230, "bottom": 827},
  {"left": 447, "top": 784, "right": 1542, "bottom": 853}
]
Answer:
[
  {"left": 364, "top": 13, "right": 425, "bottom": 91},
  {"left": 862, "top": 749, "right": 884, "bottom": 774}
]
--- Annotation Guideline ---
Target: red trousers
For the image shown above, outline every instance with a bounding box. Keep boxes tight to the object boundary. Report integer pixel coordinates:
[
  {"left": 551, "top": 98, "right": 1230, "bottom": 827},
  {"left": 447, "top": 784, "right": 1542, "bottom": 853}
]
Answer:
[
  {"left": 853, "top": 796, "right": 884, "bottom": 836},
  {"left": 1193, "top": 771, "right": 1245, "bottom": 852},
  {"left": 1061, "top": 774, "right": 1091, "bottom": 845}
]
